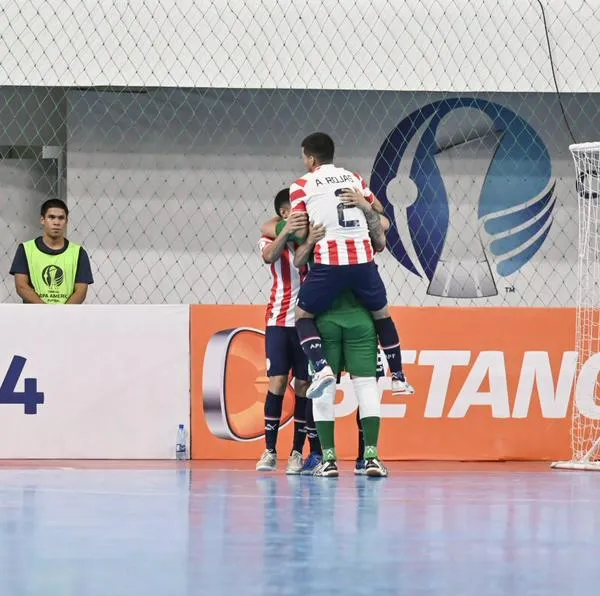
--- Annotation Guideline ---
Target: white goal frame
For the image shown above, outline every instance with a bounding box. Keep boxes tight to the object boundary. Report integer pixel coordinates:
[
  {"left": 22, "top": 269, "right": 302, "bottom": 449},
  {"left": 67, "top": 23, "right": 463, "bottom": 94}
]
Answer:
[
  {"left": 552, "top": 142, "right": 600, "bottom": 471},
  {"left": 552, "top": 438, "right": 600, "bottom": 470}
]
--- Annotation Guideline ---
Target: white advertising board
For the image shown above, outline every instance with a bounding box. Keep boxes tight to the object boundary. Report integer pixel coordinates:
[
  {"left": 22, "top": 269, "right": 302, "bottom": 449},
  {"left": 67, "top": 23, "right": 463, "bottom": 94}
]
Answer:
[{"left": 0, "top": 304, "right": 190, "bottom": 458}]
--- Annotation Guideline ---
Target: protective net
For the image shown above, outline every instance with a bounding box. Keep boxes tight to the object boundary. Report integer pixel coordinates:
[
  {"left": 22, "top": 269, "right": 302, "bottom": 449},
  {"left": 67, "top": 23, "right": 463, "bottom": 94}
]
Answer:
[{"left": 0, "top": 0, "right": 598, "bottom": 306}]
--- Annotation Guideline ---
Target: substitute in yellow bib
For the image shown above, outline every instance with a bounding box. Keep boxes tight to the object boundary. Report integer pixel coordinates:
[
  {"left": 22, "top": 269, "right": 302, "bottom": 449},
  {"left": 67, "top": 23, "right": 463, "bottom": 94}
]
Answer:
[{"left": 9, "top": 199, "right": 94, "bottom": 304}]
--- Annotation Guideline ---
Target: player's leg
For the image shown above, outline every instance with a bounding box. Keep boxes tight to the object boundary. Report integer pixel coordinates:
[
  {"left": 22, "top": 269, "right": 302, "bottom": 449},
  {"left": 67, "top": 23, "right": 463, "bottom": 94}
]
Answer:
[
  {"left": 312, "top": 318, "right": 344, "bottom": 477},
  {"left": 312, "top": 382, "right": 339, "bottom": 477},
  {"left": 301, "top": 400, "right": 324, "bottom": 474},
  {"left": 371, "top": 307, "right": 414, "bottom": 395},
  {"left": 286, "top": 329, "right": 310, "bottom": 474},
  {"left": 256, "top": 327, "right": 291, "bottom": 472},
  {"left": 353, "top": 377, "right": 387, "bottom": 477},
  {"left": 342, "top": 316, "right": 388, "bottom": 478},
  {"left": 295, "top": 264, "right": 343, "bottom": 399},
  {"left": 288, "top": 381, "right": 308, "bottom": 476},
  {"left": 356, "top": 347, "right": 386, "bottom": 475},
  {"left": 348, "top": 261, "right": 414, "bottom": 396},
  {"left": 286, "top": 330, "right": 318, "bottom": 474},
  {"left": 354, "top": 409, "right": 366, "bottom": 475}
]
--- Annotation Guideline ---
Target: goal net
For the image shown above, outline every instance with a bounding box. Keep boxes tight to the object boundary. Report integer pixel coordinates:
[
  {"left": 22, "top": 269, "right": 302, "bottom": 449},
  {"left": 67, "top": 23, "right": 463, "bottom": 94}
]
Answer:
[{"left": 552, "top": 143, "right": 600, "bottom": 471}]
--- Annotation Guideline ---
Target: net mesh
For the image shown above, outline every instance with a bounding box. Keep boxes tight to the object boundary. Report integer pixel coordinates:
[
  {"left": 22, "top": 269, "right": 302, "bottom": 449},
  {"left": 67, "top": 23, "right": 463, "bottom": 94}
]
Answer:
[
  {"left": 571, "top": 143, "right": 600, "bottom": 463},
  {"left": 0, "top": 0, "right": 596, "bottom": 310}
]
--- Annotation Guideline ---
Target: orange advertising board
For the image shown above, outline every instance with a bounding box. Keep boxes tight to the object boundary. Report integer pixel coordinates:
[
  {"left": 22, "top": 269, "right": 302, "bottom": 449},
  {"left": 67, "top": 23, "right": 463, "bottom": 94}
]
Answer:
[{"left": 191, "top": 305, "right": 578, "bottom": 461}]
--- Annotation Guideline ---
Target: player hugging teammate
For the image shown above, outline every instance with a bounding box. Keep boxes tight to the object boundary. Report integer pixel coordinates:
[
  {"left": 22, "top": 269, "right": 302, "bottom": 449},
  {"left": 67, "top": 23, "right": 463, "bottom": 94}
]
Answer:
[
  {"left": 257, "top": 191, "right": 323, "bottom": 475},
  {"left": 258, "top": 132, "right": 414, "bottom": 477}
]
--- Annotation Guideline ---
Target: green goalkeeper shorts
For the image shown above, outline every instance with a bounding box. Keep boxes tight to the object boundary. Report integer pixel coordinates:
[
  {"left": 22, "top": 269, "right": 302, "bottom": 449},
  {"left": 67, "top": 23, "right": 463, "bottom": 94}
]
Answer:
[{"left": 316, "top": 309, "right": 378, "bottom": 378}]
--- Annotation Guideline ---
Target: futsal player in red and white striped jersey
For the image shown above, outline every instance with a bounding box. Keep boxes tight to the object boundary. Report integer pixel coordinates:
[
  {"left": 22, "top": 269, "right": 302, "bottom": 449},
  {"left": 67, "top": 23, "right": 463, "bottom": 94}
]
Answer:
[
  {"left": 290, "top": 172, "right": 375, "bottom": 266},
  {"left": 255, "top": 189, "right": 322, "bottom": 474},
  {"left": 290, "top": 132, "right": 414, "bottom": 400},
  {"left": 258, "top": 233, "right": 304, "bottom": 328}
]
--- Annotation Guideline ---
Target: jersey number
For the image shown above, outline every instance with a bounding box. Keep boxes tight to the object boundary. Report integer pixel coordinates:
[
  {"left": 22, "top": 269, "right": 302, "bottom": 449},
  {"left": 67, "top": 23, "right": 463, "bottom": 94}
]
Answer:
[
  {"left": 335, "top": 189, "right": 360, "bottom": 228},
  {"left": 0, "top": 356, "right": 45, "bottom": 415}
]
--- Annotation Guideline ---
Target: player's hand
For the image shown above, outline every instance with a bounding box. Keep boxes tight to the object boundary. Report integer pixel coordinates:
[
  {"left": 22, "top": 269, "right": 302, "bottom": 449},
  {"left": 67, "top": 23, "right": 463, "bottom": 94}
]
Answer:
[
  {"left": 307, "top": 222, "right": 326, "bottom": 244},
  {"left": 339, "top": 187, "right": 372, "bottom": 212},
  {"left": 284, "top": 211, "right": 308, "bottom": 233}
]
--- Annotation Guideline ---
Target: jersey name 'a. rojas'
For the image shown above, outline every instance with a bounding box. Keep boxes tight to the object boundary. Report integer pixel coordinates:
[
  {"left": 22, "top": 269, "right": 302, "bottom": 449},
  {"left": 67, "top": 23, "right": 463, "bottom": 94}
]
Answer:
[{"left": 315, "top": 174, "right": 355, "bottom": 186}]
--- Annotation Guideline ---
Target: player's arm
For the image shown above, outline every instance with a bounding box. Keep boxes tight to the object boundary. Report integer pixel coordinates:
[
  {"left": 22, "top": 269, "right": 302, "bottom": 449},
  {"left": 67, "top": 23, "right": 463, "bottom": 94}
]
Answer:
[
  {"left": 260, "top": 216, "right": 305, "bottom": 243},
  {"left": 352, "top": 173, "right": 384, "bottom": 213},
  {"left": 339, "top": 187, "right": 387, "bottom": 252},
  {"left": 369, "top": 213, "right": 390, "bottom": 253},
  {"left": 293, "top": 223, "right": 326, "bottom": 268},
  {"left": 261, "top": 212, "right": 307, "bottom": 264},
  {"left": 380, "top": 214, "right": 390, "bottom": 233},
  {"left": 260, "top": 216, "right": 281, "bottom": 239},
  {"left": 289, "top": 181, "right": 309, "bottom": 241},
  {"left": 365, "top": 210, "right": 387, "bottom": 252},
  {"left": 371, "top": 196, "right": 384, "bottom": 214}
]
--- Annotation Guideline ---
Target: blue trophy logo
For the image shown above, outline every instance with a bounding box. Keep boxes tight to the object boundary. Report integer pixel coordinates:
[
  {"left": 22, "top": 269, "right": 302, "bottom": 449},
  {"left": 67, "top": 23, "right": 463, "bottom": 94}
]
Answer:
[{"left": 371, "top": 98, "right": 556, "bottom": 299}]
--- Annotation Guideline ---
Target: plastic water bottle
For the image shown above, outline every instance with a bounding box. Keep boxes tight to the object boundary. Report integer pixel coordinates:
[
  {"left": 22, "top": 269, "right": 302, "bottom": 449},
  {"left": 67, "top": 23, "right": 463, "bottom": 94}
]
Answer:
[{"left": 176, "top": 424, "right": 187, "bottom": 460}]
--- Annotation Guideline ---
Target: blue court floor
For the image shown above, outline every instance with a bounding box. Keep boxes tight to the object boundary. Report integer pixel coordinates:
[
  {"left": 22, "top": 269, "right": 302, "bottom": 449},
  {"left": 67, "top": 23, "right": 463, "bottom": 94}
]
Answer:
[{"left": 0, "top": 461, "right": 598, "bottom": 596}]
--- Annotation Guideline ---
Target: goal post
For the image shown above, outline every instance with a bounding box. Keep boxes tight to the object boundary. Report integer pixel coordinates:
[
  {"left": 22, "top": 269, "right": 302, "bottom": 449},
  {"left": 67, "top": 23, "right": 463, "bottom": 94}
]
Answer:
[{"left": 552, "top": 142, "right": 600, "bottom": 471}]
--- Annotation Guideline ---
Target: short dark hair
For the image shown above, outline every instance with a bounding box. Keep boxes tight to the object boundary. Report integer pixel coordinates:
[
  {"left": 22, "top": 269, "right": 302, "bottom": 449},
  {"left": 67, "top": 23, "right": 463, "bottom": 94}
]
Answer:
[
  {"left": 301, "top": 132, "right": 335, "bottom": 165},
  {"left": 41, "top": 199, "right": 69, "bottom": 217},
  {"left": 274, "top": 188, "right": 290, "bottom": 217}
]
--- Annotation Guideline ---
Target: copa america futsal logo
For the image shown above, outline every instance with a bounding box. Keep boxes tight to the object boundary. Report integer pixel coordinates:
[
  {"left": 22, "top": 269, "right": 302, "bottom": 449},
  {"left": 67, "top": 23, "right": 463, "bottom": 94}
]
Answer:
[{"left": 371, "top": 98, "right": 556, "bottom": 299}]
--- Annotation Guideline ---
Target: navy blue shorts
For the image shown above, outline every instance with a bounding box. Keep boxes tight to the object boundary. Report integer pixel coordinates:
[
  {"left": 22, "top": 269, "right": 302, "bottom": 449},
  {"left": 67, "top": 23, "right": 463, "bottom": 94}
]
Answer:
[
  {"left": 265, "top": 326, "right": 310, "bottom": 381},
  {"left": 297, "top": 261, "right": 388, "bottom": 315}
]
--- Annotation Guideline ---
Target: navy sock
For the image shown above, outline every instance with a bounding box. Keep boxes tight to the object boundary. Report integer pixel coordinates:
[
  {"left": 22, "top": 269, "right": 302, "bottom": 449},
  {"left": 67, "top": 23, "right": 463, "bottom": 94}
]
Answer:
[
  {"left": 264, "top": 391, "right": 284, "bottom": 452},
  {"left": 305, "top": 399, "right": 322, "bottom": 455},
  {"left": 292, "top": 394, "right": 307, "bottom": 454},
  {"left": 296, "top": 318, "right": 328, "bottom": 372},
  {"left": 374, "top": 317, "right": 404, "bottom": 378},
  {"left": 356, "top": 408, "right": 364, "bottom": 461}
]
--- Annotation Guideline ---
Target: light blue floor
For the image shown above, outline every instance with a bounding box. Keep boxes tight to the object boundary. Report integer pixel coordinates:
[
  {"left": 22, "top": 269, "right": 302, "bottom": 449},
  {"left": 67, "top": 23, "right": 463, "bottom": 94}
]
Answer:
[{"left": 0, "top": 464, "right": 598, "bottom": 595}]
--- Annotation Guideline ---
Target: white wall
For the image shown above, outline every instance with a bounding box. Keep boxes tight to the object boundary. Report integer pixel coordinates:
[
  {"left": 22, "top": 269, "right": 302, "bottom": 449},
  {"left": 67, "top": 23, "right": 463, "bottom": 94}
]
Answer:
[
  {"left": 0, "top": 304, "right": 190, "bottom": 458},
  {"left": 0, "top": 1, "right": 597, "bottom": 92}
]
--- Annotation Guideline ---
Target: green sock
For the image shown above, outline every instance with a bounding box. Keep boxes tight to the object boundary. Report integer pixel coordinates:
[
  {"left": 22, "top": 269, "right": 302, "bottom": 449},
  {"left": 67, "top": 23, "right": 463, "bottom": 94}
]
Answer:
[
  {"left": 315, "top": 421, "right": 336, "bottom": 460},
  {"left": 364, "top": 445, "right": 378, "bottom": 459},
  {"left": 361, "top": 417, "right": 380, "bottom": 459}
]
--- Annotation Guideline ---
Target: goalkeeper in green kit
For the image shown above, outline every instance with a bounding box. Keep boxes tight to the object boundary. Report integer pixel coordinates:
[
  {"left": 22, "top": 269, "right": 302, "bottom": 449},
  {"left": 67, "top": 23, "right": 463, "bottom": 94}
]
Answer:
[{"left": 292, "top": 188, "right": 393, "bottom": 478}]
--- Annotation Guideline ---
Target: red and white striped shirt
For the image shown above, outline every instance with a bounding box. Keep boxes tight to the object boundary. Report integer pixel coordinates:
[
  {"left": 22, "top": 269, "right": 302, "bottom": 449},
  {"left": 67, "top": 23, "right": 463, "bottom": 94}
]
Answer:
[
  {"left": 258, "top": 236, "right": 304, "bottom": 327},
  {"left": 290, "top": 164, "right": 375, "bottom": 266}
]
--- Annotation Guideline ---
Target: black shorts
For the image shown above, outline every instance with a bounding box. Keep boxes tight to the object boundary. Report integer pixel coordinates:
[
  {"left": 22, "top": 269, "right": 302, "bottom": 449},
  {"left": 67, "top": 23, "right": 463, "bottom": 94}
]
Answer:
[
  {"left": 265, "top": 326, "right": 309, "bottom": 381},
  {"left": 297, "top": 261, "right": 388, "bottom": 315}
]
